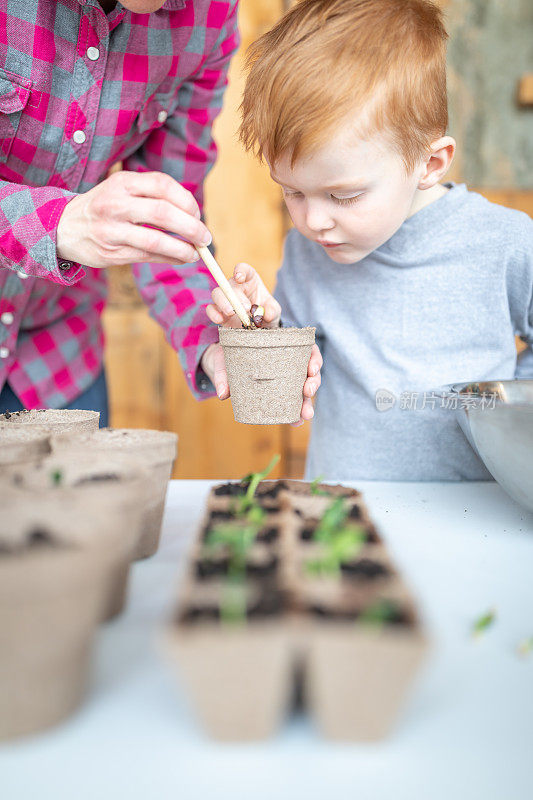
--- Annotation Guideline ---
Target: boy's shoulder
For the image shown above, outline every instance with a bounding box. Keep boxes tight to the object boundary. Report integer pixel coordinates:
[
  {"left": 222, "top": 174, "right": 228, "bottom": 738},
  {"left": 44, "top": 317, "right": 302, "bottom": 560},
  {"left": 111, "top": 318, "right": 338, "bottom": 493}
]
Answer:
[{"left": 457, "top": 185, "right": 532, "bottom": 249}]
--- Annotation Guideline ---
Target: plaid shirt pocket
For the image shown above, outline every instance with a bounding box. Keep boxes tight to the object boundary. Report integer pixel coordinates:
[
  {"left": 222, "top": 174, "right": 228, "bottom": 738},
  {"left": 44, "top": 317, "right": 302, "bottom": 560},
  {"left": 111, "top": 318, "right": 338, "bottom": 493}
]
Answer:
[{"left": 0, "top": 68, "right": 32, "bottom": 163}]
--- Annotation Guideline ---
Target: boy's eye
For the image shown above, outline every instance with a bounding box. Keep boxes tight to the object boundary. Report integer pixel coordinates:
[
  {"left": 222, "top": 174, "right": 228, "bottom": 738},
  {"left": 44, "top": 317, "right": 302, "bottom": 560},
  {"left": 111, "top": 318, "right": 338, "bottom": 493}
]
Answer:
[
  {"left": 331, "top": 193, "right": 363, "bottom": 206},
  {"left": 282, "top": 189, "right": 303, "bottom": 199}
]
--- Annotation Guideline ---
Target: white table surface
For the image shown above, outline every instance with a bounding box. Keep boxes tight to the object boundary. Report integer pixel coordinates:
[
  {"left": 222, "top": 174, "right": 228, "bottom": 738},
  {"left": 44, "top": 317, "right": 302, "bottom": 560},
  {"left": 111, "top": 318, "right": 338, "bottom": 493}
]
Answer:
[{"left": 1, "top": 479, "right": 533, "bottom": 800}]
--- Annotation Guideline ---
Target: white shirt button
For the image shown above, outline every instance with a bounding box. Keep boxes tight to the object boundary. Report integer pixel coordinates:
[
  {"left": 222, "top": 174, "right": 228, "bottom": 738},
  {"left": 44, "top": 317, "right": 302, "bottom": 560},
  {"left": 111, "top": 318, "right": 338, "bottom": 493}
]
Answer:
[
  {"left": 73, "top": 130, "right": 86, "bottom": 145},
  {"left": 0, "top": 347, "right": 10, "bottom": 359},
  {"left": 1, "top": 312, "right": 14, "bottom": 325},
  {"left": 87, "top": 47, "right": 100, "bottom": 61},
  {"left": 157, "top": 110, "right": 168, "bottom": 124},
  {"left": 17, "top": 270, "right": 28, "bottom": 280}
]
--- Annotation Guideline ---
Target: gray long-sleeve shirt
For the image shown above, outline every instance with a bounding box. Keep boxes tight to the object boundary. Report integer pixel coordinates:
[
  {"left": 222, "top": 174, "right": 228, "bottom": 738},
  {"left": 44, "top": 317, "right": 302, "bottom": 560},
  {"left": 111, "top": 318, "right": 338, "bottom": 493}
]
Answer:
[{"left": 274, "top": 184, "right": 533, "bottom": 481}]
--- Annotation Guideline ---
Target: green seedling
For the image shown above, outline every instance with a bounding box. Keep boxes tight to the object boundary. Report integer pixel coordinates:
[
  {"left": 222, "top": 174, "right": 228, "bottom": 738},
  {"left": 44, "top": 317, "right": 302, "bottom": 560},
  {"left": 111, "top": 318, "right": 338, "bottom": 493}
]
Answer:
[
  {"left": 244, "top": 504, "right": 266, "bottom": 527},
  {"left": 236, "top": 453, "right": 281, "bottom": 514},
  {"left": 472, "top": 608, "right": 496, "bottom": 638},
  {"left": 50, "top": 469, "right": 63, "bottom": 486},
  {"left": 310, "top": 475, "right": 329, "bottom": 496},
  {"left": 305, "top": 496, "right": 367, "bottom": 576},
  {"left": 206, "top": 519, "right": 262, "bottom": 626},
  {"left": 306, "top": 526, "right": 366, "bottom": 577},
  {"left": 207, "top": 455, "right": 280, "bottom": 624},
  {"left": 220, "top": 573, "right": 248, "bottom": 626},
  {"left": 207, "top": 522, "right": 257, "bottom": 574},
  {"left": 359, "top": 598, "right": 401, "bottom": 628}
]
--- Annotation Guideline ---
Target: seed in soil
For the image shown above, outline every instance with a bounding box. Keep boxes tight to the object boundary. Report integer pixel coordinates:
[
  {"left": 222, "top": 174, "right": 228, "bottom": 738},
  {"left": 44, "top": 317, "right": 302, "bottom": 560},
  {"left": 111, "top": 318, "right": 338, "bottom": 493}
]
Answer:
[
  {"left": 340, "top": 558, "right": 390, "bottom": 580},
  {"left": 213, "top": 482, "right": 248, "bottom": 497},
  {"left": 250, "top": 304, "right": 265, "bottom": 327},
  {"left": 195, "top": 554, "right": 279, "bottom": 580},
  {"left": 180, "top": 588, "right": 285, "bottom": 624},
  {"left": 256, "top": 482, "right": 289, "bottom": 500},
  {"left": 308, "top": 600, "right": 410, "bottom": 626},
  {"left": 180, "top": 605, "right": 220, "bottom": 624},
  {"left": 248, "top": 588, "right": 286, "bottom": 618},
  {"left": 256, "top": 526, "right": 279, "bottom": 544}
]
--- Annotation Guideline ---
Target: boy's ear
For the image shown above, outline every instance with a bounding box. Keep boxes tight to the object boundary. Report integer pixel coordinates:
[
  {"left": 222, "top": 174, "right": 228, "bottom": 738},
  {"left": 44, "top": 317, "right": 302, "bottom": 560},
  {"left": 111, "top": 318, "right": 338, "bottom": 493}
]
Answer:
[{"left": 418, "top": 136, "right": 456, "bottom": 189}]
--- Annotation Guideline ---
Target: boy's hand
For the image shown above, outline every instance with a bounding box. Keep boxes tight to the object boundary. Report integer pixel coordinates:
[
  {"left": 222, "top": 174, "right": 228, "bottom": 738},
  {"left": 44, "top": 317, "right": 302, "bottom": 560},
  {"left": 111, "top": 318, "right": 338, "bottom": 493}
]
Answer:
[
  {"left": 206, "top": 263, "right": 281, "bottom": 328},
  {"left": 200, "top": 341, "right": 322, "bottom": 425},
  {"left": 202, "top": 261, "right": 322, "bottom": 425}
]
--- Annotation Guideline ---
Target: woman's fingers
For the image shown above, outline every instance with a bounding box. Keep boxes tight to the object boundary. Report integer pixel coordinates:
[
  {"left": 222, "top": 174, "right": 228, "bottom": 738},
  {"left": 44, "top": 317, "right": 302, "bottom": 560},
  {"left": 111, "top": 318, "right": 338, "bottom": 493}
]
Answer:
[
  {"left": 120, "top": 224, "right": 200, "bottom": 264},
  {"left": 125, "top": 196, "right": 211, "bottom": 247},
  {"left": 122, "top": 170, "right": 202, "bottom": 220}
]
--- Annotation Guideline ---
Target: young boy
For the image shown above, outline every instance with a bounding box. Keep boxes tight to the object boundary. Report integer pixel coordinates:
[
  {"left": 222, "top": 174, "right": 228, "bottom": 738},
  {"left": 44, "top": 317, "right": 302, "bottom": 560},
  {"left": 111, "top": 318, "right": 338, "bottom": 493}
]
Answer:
[{"left": 202, "top": 0, "right": 533, "bottom": 481}]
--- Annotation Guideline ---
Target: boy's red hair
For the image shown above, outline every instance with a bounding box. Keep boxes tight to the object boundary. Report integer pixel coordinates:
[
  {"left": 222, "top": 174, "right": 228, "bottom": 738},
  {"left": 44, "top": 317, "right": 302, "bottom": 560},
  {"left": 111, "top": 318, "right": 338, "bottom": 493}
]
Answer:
[{"left": 239, "top": 0, "right": 449, "bottom": 172}]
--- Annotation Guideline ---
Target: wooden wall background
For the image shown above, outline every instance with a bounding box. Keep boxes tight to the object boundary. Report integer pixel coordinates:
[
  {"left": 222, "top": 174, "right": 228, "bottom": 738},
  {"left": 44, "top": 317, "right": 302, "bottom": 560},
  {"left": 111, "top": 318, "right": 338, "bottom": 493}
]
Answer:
[{"left": 102, "top": 0, "right": 532, "bottom": 480}]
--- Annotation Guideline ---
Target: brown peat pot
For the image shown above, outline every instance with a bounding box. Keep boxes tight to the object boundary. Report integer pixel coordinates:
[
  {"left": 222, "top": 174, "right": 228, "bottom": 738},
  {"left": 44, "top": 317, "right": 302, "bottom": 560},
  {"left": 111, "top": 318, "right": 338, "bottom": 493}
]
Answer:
[
  {"left": 0, "top": 408, "right": 99, "bottom": 434},
  {"left": 1, "top": 456, "right": 144, "bottom": 620},
  {"left": 0, "top": 497, "right": 109, "bottom": 740},
  {"left": 51, "top": 428, "right": 178, "bottom": 560},
  {"left": 0, "top": 426, "right": 51, "bottom": 469},
  {"left": 164, "top": 621, "right": 293, "bottom": 741},
  {"left": 219, "top": 326, "right": 316, "bottom": 425},
  {"left": 163, "top": 479, "right": 428, "bottom": 741}
]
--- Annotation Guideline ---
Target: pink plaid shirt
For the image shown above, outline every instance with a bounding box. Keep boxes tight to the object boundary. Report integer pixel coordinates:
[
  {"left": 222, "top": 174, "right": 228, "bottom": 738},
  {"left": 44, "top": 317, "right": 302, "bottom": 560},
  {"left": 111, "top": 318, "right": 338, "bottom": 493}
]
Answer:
[{"left": 0, "top": 0, "right": 238, "bottom": 408}]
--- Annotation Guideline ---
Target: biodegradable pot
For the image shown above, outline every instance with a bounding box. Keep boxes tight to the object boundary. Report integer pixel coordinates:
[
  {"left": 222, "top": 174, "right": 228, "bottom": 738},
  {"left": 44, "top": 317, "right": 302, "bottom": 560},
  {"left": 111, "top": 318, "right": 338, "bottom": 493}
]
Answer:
[
  {"left": 304, "top": 621, "right": 428, "bottom": 741},
  {"left": 0, "top": 427, "right": 51, "bottom": 469},
  {"left": 1, "top": 458, "right": 144, "bottom": 621},
  {"left": 0, "top": 512, "right": 109, "bottom": 740},
  {"left": 163, "top": 623, "right": 293, "bottom": 741},
  {"left": 219, "top": 327, "right": 316, "bottom": 425},
  {"left": 0, "top": 408, "right": 99, "bottom": 434},
  {"left": 51, "top": 428, "right": 178, "bottom": 560}
]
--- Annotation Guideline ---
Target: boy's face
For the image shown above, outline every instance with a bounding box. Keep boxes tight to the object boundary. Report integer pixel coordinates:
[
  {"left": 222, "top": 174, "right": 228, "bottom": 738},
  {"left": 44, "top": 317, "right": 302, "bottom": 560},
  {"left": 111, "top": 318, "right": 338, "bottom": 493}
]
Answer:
[{"left": 270, "top": 124, "right": 424, "bottom": 264}]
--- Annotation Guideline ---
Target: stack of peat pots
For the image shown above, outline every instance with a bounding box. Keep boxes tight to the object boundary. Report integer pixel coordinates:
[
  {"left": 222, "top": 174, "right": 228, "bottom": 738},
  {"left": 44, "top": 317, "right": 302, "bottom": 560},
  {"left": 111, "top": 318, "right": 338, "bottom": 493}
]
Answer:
[
  {"left": 0, "top": 410, "right": 177, "bottom": 741},
  {"left": 163, "top": 479, "right": 427, "bottom": 741}
]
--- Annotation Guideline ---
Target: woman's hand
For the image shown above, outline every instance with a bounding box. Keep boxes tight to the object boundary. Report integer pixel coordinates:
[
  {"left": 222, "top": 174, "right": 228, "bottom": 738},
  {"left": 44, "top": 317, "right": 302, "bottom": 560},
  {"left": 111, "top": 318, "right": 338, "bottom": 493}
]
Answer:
[{"left": 57, "top": 170, "right": 212, "bottom": 268}]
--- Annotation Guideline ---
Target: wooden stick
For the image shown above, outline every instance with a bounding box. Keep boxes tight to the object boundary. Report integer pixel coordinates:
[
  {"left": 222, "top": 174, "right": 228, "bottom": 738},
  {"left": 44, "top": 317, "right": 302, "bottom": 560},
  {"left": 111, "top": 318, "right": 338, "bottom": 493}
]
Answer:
[{"left": 196, "top": 245, "right": 252, "bottom": 329}]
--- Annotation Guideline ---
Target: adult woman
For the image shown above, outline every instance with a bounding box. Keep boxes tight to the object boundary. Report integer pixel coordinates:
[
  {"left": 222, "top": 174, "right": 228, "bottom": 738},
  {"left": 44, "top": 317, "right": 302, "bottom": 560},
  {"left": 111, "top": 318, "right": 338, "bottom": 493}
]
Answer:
[{"left": 0, "top": 0, "right": 238, "bottom": 424}]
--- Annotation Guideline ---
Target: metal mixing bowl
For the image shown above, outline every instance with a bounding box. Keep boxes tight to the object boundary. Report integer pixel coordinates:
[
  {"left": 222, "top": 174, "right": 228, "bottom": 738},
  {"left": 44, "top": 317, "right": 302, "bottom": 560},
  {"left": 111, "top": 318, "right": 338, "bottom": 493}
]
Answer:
[{"left": 444, "top": 380, "right": 533, "bottom": 512}]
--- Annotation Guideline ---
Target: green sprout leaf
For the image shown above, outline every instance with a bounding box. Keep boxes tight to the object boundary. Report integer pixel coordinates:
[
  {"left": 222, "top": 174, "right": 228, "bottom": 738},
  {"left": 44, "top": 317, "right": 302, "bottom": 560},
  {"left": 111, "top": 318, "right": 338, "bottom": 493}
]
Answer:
[
  {"left": 304, "top": 495, "right": 367, "bottom": 576},
  {"left": 310, "top": 475, "right": 329, "bottom": 495},
  {"left": 207, "top": 522, "right": 257, "bottom": 574},
  {"left": 472, "top": 608, "right": 496, "bottom": 637},
  {"left": 235, "top": 453, "right": 280, "bottom": 514},
  {"left": 220, "top": 574, "right": 248, "bottom": 626},
  {"left": 208, "top": 455, "right": 280, "bottom": 624},
  {"left": 50, "top": 469, "right": 63, "bottom": 486},
  {"left": 359, "top": 598, "right": 400, "bottom": 628}
]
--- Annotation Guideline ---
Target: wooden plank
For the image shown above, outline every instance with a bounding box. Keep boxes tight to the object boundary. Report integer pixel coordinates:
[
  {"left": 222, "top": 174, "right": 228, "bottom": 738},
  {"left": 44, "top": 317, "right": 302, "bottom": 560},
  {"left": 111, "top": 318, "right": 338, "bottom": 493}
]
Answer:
[
  {"left": 162, "top": 340, "right": 284, "bottom": 479},
  {"left": 474, "top": 189, "right": 533, "bottom": 218},
  {"left": 157, "top": 0, "right": 287, "bottom": 479},
  {"left": 102, "top": 307, "right": 164, "bottom": 430},
  {"left": 517, "top": 73, "right": 533, "bottom": 107}
]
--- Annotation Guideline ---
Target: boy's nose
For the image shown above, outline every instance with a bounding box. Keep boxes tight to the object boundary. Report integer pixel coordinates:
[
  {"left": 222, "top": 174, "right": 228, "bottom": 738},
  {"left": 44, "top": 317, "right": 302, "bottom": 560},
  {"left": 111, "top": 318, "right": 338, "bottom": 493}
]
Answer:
[{"left": 305, "top": 202, "right": 335, "bottom": 233}]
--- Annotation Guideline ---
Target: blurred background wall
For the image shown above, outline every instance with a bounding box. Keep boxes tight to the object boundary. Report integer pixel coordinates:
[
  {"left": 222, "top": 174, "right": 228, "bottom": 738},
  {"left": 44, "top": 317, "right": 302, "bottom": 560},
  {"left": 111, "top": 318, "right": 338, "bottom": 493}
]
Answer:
[{"left": 102, "top": 0, "right": 533, "bottom": 479}]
